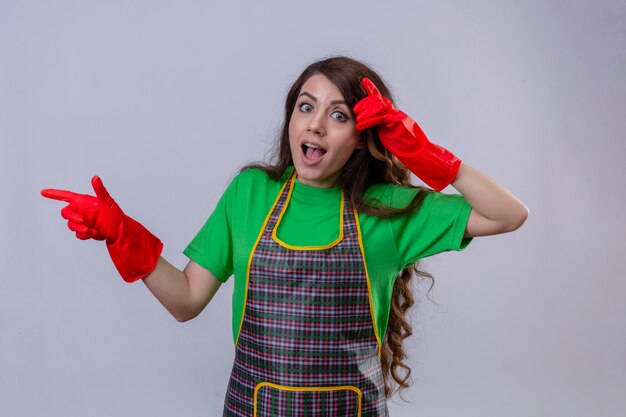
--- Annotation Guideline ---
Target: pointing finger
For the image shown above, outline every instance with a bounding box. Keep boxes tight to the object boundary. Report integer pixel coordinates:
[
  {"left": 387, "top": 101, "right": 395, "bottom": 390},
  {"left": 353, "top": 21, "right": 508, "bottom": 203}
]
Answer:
[
  {"left": 361, "top": 77, "right": 381, "bottom": 97},
  {"left": 41, "top": 189, "right": 81, "bottom": 203}
]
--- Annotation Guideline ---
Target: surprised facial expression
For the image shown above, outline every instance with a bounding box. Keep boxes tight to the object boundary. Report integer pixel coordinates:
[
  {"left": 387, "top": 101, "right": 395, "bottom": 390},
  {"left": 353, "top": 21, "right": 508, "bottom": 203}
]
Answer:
[{"left": 288, "top": 74, "right": 361, "bottom": 188}]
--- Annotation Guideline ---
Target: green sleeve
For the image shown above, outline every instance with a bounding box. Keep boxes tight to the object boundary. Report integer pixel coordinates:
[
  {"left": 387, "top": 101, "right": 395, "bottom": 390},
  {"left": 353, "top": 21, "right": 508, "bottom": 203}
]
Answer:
[
  {"left": 182, "top": 178, "right": 236, "bottom": 282},
  {"left": 390, "top": 188, "right": 473, "bottom": 267}
]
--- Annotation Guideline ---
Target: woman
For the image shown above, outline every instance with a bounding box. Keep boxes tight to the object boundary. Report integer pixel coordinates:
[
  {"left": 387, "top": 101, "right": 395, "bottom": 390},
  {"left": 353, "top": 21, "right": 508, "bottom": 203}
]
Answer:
[{"left": 42, "top": 56, "right": 528, "bottom": 416}]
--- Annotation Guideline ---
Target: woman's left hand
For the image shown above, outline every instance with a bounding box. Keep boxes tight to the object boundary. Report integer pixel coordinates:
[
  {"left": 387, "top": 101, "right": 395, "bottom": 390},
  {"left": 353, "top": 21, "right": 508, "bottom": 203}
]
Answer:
[{"left": 353, "top": 77, "right": 461, "bottom": 192}]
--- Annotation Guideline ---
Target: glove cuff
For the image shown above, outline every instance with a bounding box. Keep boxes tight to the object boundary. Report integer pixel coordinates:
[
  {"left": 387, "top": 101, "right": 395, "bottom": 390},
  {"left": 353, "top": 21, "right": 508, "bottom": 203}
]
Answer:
[
  {"left": 106, "top": 215, "right": 163, "bottom": 283},
  {"left": 417, "top": 143, "right": 462, "bottom": 192},
  {"left": 379, "top": 120, "right": 462, "bottom": 192}
]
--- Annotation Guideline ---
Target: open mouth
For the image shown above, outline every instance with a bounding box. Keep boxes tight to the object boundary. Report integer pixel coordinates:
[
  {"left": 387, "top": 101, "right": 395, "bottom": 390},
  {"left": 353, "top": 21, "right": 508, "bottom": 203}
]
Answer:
[{"left": 301, "top": 142, "right": 327, "bottom": 162}]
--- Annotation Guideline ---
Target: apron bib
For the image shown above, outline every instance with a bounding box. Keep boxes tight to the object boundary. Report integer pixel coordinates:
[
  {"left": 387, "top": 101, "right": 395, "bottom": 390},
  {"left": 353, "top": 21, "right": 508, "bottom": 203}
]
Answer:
[{"left": 223, "top": 174, "right": 388, "bottom": 417}]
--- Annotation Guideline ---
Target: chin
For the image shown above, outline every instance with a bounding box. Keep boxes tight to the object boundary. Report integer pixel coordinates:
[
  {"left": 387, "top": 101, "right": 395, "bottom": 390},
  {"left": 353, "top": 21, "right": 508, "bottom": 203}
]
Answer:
[{"left": 297, "top": 170, "right": 339, "bottom": 188}]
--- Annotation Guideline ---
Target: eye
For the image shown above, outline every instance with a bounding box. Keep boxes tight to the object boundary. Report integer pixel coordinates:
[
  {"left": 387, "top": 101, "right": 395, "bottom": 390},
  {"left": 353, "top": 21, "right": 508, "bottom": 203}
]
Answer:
[
  {"left": 331, "top": 110, "right": 349, "bottom": 122},
  {"left": 298, "top": 102, "right": 313, "bottom": 112}
]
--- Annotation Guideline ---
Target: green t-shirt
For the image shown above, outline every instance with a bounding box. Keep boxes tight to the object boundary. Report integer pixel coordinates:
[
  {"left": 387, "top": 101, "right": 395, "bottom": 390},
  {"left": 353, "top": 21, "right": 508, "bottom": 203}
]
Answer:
[{"left": 184, "top": 167, "right": 472, "bottom": 344}]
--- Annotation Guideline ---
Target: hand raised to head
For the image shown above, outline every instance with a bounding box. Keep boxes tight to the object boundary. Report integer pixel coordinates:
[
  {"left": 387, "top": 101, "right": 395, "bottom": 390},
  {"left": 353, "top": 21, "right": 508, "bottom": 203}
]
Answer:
[
  {"left": 353, "top": 77, "right": 401, "bottom": 131},
  {"left": 352, "top": 77, "right": 461, "bottom": 192}
]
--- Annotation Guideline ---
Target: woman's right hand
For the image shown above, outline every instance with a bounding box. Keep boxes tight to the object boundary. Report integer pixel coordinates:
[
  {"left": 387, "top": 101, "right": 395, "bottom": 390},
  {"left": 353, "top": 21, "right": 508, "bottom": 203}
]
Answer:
[
  {"left": 41, "top": 176, "right": 124, "bottom": 242},
  {"left": 41, "top": 176, "right": 163, "bottom": 283},
  {"left": 41, "top": 177, "right": 221, "bottom": 320}
]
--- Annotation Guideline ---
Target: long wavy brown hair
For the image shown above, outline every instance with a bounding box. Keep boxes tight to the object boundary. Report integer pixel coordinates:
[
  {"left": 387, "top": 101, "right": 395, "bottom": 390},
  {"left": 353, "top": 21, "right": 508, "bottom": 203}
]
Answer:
[{"left": 243, "top": 56, "right": 435, "bottom": 398}]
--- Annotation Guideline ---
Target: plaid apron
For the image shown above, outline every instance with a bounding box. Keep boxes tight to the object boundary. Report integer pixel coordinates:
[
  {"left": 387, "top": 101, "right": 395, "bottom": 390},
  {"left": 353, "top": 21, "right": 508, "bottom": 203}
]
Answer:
[{"left": 223, "top": 174, "right": 388, "bottom": 417}]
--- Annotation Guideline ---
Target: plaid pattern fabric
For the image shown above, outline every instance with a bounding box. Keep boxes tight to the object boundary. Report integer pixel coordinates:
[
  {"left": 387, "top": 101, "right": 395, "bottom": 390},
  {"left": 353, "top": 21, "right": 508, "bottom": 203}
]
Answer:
[
  {"left": 223, "top": 175, "right": 388, "bottom": 417},
  {"left": 255, "top": 384, "right": 360, "bottom": 417}
]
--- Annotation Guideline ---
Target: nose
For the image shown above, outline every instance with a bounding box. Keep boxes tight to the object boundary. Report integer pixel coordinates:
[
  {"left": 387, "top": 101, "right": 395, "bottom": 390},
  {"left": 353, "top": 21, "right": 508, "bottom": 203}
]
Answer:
[{"left": 307, "top": 112, "right": 326, "bottom": 136}]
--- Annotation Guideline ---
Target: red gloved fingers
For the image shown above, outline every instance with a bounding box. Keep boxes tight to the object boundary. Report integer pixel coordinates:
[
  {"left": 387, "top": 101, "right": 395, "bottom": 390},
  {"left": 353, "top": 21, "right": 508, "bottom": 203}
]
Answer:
[
  {"left": 89, "top": 176, "right": 122, "bottom": 242},
  {"left": 355, "top": 96, "right": 389, "bottom": 121},
  {"left": 52, "top": 193, "right": 100, "bottom": 233},
  {"left": 354, "top": 94, "right": 392, "bottom": 120},
  {"left": 42, "top": 176, "right": 112, "bottom": 207},
  {"left": 356, "top": 115, "right": 387, "bottom": 131},
  {"left": 355, "top": 99, "right": 398, "bottom": 130},
  {"left": 41, "top": 188, "right": 82, "bottom": 203},
  {"left": 361, "top": 77, "right": 381, "bottom": 96},
  {"left": 60, "top": 205, "right": 84, "bottom": 223},
  {"left": 64, "top": 209, "right": 99, "bottom": 240},
  {"left": 50, "top": 194, "right": 96, "bottom": 237},
  {"left": 354, "top": 78, "right": 396, "bottom": 131},
  {"left": 354, "top": 97, "right": 390, "bottom": 130},
  {"left": 75, "top": 232, "right": 94, "bottom": 240},
  {"left": 91, "top": 176, "right": 112, "bottom": 203},
  {"left": 41, "top": 177, "right": 122, "bottom": 242},
  {"left": 67, "top": 220, "right": 92, "bottom": 236},
  {"left": 354, "top": 94, "right": 388, "bottom": 116}
]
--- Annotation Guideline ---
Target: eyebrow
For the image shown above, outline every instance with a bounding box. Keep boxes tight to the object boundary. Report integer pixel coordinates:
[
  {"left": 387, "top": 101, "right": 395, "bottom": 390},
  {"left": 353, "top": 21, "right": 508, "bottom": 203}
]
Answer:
[{"left": 299, "top": 91, "right": 346, "bottom": 106}]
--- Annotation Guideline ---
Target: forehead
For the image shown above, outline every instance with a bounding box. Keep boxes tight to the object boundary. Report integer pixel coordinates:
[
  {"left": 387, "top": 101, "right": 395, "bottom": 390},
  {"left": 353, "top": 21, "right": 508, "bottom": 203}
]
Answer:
[{"left": 299, "top": 74, "right": 345, "bottom": 101}]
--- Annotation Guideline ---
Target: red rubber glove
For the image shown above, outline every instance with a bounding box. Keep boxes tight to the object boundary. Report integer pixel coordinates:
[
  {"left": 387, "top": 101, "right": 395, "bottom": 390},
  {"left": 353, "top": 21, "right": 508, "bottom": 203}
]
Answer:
[
  {"left": 353, "top": 78, "right": 462, "bottom": 192},
  {"left": 41, "top": 176, "right": 163, "bottom": 283}
]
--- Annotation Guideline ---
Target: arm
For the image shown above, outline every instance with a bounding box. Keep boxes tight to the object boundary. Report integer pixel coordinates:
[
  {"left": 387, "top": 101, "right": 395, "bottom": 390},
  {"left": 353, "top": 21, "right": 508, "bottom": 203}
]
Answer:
[
  {"left": 143, "top": 258, "right": 222, "bottom": 322},
  {"left": 451, "top": 163, "right": 529, "bottom": 237},
  {"left": 353, "top": 78, "right": 529, "bottom": 239}
]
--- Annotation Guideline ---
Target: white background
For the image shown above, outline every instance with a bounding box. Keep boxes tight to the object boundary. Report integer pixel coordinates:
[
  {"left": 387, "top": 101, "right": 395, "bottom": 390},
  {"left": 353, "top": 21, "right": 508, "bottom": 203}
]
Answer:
[{"left": 1, "top": 1, "right": 625, "bottom": 416}]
